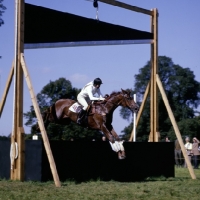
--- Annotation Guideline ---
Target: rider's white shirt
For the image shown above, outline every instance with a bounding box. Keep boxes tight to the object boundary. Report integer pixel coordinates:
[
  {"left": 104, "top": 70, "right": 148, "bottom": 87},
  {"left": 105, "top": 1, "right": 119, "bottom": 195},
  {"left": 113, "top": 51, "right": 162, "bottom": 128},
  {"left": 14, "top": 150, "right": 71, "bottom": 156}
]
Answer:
[{"left": 78, "top": 81, "right": 103, "bottom": 100}]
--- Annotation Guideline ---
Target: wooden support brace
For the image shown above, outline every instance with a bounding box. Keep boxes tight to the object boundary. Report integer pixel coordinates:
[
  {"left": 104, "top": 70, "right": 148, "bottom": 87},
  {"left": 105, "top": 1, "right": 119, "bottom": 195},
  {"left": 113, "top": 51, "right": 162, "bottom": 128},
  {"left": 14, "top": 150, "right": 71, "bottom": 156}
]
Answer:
[
  {"left": 20, "top": 53, "right": 61, "bottom": 187},
  {"left": 0, "top": 61, "right": 14, "bottom": 117},
  {"left": 156, "top": 74, "right": 196, "bottom": 179}
]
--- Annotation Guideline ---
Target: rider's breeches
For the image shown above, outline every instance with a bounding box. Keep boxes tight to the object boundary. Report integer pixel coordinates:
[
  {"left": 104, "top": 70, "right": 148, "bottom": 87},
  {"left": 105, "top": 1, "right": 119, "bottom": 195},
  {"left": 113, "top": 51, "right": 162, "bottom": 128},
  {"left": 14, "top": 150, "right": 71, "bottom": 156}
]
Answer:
[{"left": 77, "top": 95, "right": 88, "bottom": 110}]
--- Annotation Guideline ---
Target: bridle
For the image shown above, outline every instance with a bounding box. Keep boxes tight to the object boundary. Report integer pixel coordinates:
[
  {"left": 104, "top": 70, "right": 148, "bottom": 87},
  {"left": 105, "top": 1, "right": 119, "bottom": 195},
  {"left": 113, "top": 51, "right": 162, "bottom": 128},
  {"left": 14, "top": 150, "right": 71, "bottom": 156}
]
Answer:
[
  {"left": 119, "top": 93, "right": 139, "bottom": 112},
  {"left": 104, "top": 92, "right": 138, "bottom": 111}
]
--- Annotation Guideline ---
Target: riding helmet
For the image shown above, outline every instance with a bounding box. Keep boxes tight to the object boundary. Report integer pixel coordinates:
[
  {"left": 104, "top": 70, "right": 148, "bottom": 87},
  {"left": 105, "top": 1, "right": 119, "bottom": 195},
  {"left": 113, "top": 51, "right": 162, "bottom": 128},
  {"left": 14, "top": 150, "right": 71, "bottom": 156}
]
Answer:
[{"left": 94, "top": 78, "right": 103, "bottom": 85}]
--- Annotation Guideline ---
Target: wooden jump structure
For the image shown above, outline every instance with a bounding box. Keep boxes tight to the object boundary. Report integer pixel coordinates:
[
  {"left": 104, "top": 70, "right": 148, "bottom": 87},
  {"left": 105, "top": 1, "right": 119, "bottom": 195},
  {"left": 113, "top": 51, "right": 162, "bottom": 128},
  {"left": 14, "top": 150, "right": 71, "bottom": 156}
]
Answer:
[{"left": 0, "top": 0, "right": 196, "bottom": 187}]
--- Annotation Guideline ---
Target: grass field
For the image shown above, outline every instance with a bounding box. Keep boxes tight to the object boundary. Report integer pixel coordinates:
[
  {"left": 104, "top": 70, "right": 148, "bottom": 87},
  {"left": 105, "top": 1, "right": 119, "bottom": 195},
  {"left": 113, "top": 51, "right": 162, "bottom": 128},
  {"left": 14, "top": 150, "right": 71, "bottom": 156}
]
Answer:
[{"left": 0, "top": 167, "right": 200, "bottom": 200}]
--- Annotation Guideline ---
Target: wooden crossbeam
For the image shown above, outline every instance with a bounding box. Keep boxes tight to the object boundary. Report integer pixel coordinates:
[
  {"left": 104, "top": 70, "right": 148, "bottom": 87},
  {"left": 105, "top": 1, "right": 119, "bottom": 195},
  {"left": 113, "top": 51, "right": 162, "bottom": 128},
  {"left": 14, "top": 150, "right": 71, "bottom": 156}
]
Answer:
[{"left": 99, "top": 0, "right": 153, "bottom": 16}]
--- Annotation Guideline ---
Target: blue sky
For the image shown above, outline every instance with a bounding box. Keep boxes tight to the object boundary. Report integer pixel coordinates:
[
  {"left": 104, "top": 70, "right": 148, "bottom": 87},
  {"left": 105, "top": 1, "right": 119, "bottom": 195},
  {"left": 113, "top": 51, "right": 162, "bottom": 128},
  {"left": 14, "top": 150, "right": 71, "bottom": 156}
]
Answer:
[{"left": 1, "top": 0, "right": 200, "bottom": 137}]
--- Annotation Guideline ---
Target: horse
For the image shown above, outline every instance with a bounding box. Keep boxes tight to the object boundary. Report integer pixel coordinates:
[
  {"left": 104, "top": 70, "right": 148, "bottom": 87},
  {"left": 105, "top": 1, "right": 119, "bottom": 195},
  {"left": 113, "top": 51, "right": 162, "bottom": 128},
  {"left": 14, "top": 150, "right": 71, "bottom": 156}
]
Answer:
[{"left": 38, "top": 89, "right": 139, "bottom": 159}]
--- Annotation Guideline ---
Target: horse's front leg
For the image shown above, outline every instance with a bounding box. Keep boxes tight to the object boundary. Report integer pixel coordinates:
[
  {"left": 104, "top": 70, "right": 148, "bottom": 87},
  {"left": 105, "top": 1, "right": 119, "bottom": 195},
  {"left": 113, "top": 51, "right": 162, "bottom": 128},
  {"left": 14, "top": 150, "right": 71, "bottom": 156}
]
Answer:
[
  {"left": 105, "top": 123, "right": 121, "bottom": 142},
  {"left": 101, "top": 124, "right": 126, "bottom": 159},
  {"left": 110, "top": 128, "right": 121, "bottom": 142},
  {"left": 108, "top": 127, "right": 126, "bottom": 159},
  {"left": 101, "top": 124, "right": 115, "bottom": 143}
]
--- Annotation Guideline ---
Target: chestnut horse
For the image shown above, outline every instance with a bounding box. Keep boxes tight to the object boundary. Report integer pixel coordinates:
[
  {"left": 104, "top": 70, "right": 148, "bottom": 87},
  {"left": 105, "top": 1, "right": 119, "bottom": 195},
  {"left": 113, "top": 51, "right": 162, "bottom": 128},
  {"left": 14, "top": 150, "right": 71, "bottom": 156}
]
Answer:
[{"left": 39, "top": 89, "right": 139, "bottom": 159}]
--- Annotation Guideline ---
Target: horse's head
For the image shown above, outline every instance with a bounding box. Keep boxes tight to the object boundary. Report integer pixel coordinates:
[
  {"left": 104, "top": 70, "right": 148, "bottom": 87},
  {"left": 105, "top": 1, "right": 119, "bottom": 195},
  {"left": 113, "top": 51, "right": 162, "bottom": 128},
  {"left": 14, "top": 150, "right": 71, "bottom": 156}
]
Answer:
[{"left": 120, "top": 89, "right": 139, "bottom": 113}]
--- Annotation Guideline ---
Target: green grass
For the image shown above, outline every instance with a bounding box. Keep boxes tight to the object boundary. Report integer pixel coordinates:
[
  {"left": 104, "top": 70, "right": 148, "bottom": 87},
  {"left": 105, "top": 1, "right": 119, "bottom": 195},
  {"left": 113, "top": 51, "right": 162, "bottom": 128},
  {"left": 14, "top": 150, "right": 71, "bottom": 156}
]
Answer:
[{"left": 0, "top": 168, "right": 200, "bottom": 200}]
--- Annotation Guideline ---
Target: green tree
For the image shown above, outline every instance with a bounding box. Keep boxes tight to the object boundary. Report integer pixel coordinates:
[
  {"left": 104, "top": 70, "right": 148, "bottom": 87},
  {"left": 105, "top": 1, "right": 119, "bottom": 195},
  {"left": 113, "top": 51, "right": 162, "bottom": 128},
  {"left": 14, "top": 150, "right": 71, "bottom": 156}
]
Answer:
[
  {"left": 24, "top": 78, "right": 77, "bottom": 126},
  {"left": 120, "top": 56, "right": 200, "bottom": 141},
  {"left": 24, "top": 78, "right": 102, "bottom": 141},
  {"left": 168, "top": 118, "right": 200, "bottom": 141},
  {"left": 0, "top": 0, "right": 6, "bottom": 27},
  {"left": 0, "top": 135, "right": 9, "bottom": 140}
]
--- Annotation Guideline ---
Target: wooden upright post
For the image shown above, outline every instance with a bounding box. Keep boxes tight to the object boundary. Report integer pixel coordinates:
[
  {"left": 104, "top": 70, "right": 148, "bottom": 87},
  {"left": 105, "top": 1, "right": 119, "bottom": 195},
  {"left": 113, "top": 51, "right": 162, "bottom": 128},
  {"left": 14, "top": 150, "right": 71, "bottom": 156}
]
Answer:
[
  {"left": 16, "top": 127, "right": 25, "bottom": 180},
  {"left": 11, "top": 0, "right": 25, "bottom": 181},
  {"left": 10, "top": 0, "right": 61, "bottom": 187},
  {"left": 150, "top": 9, "right": 159, "bottom": 142}
]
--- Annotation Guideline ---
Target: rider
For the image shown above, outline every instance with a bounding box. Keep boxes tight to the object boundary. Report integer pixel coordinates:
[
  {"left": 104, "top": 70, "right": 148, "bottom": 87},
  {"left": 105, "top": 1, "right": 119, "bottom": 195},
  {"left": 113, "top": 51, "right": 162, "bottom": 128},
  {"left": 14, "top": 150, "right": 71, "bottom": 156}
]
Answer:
[{"left": 77, "top": 78, "right": 105, "bottom": 124}]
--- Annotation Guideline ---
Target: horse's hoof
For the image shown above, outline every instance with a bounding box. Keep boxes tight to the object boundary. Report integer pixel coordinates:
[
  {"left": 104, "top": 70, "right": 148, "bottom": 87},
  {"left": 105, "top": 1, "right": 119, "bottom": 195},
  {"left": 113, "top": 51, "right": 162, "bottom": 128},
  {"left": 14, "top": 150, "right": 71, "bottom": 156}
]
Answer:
[
  {"left": 118, "top": 151, "right": 126, "bottom": 160},
  {"left": 118, "top": 155, "right": 126, "bottom": 160}
]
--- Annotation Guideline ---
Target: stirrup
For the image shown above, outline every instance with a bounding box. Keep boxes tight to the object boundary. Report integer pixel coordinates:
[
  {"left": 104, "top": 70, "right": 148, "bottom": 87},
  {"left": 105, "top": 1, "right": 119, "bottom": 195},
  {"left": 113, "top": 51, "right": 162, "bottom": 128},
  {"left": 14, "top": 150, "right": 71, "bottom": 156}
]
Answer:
[
  {"left": 77, "top": 118, "right": 82, "bottom": 124},
  {"left": 77, "top": 109, "right": 86, "bottom": 125}
]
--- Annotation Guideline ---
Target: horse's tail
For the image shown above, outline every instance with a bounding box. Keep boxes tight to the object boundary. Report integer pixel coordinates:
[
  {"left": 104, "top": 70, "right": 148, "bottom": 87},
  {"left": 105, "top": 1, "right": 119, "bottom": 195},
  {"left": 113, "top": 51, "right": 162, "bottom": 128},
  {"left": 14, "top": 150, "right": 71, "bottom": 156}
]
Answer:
[
  {"left": 50, "top": 103, "right": 58, "bottom": 122},
  {"left": 31, "top": 104, "right": 57, "bottom": 132},
  {"left": 42, "top": 104, "right": 57, "bottom": 122},
  {"left": 40, "top": 108, "right": 51, "bottom": 129},
  {"left": 31, "top": 109, "right": 49, "bottom": 133}
]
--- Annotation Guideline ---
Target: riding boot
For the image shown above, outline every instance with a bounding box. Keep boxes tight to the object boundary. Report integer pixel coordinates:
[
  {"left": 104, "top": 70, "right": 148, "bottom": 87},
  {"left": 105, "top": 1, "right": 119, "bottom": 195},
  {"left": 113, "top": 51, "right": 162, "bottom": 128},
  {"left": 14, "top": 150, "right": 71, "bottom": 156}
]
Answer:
[{"left": 77, "top": 109, "right": 86, "bottom": 124}]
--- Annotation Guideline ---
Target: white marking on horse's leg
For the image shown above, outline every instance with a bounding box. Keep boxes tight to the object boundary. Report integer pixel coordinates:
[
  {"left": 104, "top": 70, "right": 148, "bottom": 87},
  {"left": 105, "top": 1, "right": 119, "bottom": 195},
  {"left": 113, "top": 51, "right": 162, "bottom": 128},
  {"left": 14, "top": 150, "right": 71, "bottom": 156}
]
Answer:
[
  {"left": 117, "top": 141, "right": 126, "bottom": 159},
  {"left": 119, "top": 141, "right": 125, "bottom": 151},
  {"left": 109, "top": 141, "right": 119, "bottom": 152},
  {"left": 114, "top": 141, "right": 121, "bottom": 151}
]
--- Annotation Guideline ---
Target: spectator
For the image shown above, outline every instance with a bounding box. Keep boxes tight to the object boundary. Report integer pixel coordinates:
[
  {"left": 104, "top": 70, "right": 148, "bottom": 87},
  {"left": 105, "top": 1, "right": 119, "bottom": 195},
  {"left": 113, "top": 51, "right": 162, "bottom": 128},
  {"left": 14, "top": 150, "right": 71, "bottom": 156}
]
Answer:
[
  {"left": 191, "top": 137, "right": 200, "bottom": 169},
  {"left": 174, "top": 139, "right": 182, "bottom": 167},
  {"left": 165, "top": 137, "right": 170, "bottom": 142},
  {"left": 102, "top": 136, "right": 106, "bottom": 141},
  {"left": 184, "top": 137, "right": 192, "bottom": 168}
]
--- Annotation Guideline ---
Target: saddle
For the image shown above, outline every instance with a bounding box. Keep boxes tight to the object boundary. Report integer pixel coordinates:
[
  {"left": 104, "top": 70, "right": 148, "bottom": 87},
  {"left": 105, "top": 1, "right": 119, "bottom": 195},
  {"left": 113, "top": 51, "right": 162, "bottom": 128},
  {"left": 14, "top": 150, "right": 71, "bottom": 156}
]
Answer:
[
  {"left": 87, "top": 101, "right": 107, "bottom": 116},
  {"left": 69, "top": 101, "right": 107, "bottom": 116},
  {"left": 68, "top": 101, "right": 106, "bottom": 126}
]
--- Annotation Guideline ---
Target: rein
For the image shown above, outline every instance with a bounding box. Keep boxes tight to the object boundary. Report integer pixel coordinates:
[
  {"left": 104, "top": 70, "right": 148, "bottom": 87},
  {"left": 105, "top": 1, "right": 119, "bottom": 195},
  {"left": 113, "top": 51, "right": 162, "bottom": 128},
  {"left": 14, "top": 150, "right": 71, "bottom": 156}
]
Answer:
[
  {"left": 94, "top": 91, "right": 137, "bottom": 110},
  {"left": 107, "top": 93, "right": 136, "bottom": 110},
  {"left": 105, "top": 93, "right": 124, "bottom": 107}
]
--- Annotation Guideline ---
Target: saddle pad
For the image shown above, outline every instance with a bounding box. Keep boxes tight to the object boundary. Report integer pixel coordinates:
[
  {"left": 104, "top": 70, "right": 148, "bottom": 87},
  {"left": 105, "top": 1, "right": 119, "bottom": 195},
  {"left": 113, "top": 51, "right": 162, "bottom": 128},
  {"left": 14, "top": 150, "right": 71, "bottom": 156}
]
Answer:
[{"left": 69, "top": 102, "right": 82, "bottom": 113}]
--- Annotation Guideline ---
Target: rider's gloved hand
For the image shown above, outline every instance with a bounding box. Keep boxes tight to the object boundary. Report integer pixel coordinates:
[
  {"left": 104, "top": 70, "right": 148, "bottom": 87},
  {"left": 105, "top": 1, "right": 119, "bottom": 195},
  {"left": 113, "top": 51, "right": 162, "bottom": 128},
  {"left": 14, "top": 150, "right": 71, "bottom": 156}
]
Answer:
[{"left": 99, "top": 97, "right": 105, "bottom": 101}]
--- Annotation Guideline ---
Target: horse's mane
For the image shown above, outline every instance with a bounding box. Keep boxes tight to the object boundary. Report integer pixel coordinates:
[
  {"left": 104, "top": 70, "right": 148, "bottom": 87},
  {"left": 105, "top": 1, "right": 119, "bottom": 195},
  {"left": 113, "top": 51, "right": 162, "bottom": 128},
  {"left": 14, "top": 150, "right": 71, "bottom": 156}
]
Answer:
[
  {"left": 110, "top": 91, "right": 121, "bottom": 96},
  {"left": 105, "top": 89, "right": 131, "bottom": 100},
  {"left": 104, "top": 91, "right": 121, "bottom": 101}
]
